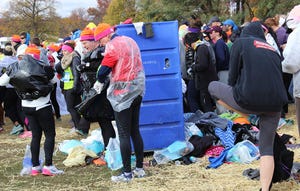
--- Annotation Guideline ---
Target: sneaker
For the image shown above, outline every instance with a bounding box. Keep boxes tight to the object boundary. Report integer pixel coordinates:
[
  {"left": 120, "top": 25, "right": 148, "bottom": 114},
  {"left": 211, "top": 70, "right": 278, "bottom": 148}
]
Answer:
[
  {"left": 75, "top": 129, "right": 88, "bottom": 137},
  {"left": 31, "top": 166, "right": 42, "bottom": 176},
  {"left": 19, "top": 130, "right": 32, "bottom": 138},
  {"left": 133, "top": 168, "right": 146, "bottom": 178},
  {"left": 10, "top": 124, "right": 24, "bottom": 135},
  {"left": 42, "top": 165, "right": 64, "bottom": 176},
  {"left": 111, "top": 172, "right": 133, "bottom": 182}
]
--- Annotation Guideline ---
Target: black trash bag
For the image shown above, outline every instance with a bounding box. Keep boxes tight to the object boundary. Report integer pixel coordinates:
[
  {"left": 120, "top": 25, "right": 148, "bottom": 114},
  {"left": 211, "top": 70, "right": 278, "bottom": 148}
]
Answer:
[
  {"left": 75, "top": 87, "right": 114, "bottom": 122},
  {"left": 8, "top": 55, "right": 54, "bottom": 100}
]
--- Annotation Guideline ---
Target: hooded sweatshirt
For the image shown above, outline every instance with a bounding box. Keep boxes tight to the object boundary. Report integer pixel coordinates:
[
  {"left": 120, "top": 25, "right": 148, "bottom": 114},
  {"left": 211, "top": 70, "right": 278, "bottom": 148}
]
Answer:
[
  {"left": 228, "top": 21, "right": 288, "bottom": 112},
  {"left": 281, "top": 14, "right": 300, "bottom": 98}
]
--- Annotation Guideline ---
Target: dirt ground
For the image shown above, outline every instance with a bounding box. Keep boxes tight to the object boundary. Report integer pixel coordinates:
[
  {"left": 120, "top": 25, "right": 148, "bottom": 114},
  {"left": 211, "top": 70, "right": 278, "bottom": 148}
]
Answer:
[{"left": 0, "top": 104, "right": 299, "bottom": 191}]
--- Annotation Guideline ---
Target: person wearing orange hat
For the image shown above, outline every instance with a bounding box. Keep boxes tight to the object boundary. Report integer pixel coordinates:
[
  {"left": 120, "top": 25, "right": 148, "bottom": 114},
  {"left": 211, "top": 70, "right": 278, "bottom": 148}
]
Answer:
[
  {"left": 10, "top": 35, "right": 21, "bottom": 56},
  {"left": 75, "top": 26, "right": 116, "bottom": 144},
  {"left": 45, "top": 43, "right": 62, "bottom": 122},
  {"left": 47, "top": 44, "right": 61, "bottom": 65},
  {"left": 0, "top": 44, "right": 63, "bottom": 176},
  {"left": 25, "top": 44, "right": 41, "bottom": 60},
  {"left": 93, "top": 23, "right": 146, "bottom": 182}
]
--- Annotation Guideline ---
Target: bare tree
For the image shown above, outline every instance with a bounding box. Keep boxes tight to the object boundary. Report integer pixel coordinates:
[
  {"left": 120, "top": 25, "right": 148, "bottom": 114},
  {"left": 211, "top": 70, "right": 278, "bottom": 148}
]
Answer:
[{"left": 2, "top": 0, "right": 58, "bottom": 38}]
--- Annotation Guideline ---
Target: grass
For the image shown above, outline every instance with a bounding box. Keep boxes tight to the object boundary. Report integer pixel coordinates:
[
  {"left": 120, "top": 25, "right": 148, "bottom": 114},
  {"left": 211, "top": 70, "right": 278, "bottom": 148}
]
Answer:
[{"left": 0, "top": 104, "right": 299, "bottom": 190}]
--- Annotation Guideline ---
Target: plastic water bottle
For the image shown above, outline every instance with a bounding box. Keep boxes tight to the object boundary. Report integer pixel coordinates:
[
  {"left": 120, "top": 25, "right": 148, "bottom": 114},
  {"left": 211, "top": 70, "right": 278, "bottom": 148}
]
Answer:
[{"left": 153, "top": 151, "right": 170, "bottom": 165}]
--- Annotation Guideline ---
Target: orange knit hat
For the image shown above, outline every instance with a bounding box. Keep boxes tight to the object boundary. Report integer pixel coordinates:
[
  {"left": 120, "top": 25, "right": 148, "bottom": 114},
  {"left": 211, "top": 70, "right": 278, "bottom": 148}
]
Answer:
[
  {"left": 80, "top": 27, "right": 95, "bottom": 41},
  {"left": 11, "top": 35, "right": 21, "bottom": 43},
  {"left": 94, "top": 23, "right": 114, "bottom": 41},
  {"left": 47, "top": 44, "right": 60, "bottom": 52},
  {"left": 25, "top": 45, "right": 41, "bottom": 60}
]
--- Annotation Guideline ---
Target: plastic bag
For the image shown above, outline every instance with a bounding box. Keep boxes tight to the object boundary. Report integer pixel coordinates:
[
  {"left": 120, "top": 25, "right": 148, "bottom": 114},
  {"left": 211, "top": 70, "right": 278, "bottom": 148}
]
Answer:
[
  {"left": 104, "top": 138, "right": 123, "bottom": 170},
  {"left": 58, "top": 140, "right": 84, "bottom": 155},
  {"left": 20, "top": 145, "right": 45, "bottom": 176},
  {"left": 226, "top": 140, "right": 260, "bottom": 164},
  {"left": 84, "top": 140, "right": 104, "bottom": 155},
  {"left": 153, "top": 141, "right": 194, "bottom": 165},
  {"left": 81, "top": 129, "right": 103, "bottom": 145},
  {"left": 184, "top": 122, "right": 203, "bottom": 140}
]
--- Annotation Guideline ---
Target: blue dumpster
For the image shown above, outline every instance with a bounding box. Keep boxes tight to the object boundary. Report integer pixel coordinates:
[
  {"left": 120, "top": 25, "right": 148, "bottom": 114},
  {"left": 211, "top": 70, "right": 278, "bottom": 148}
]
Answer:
[{"left": 116, "top": 21, "right": 184, "bottom": 151}]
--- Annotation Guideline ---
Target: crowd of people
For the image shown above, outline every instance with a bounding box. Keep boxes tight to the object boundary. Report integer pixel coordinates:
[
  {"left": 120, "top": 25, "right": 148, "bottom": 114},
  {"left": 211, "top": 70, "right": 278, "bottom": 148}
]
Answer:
[
  {"left": 179, "top": 5, "right": 300, "bottom": 191},
  {"left": 0, "top": 3, "right": 299, "bottom": 189},
  {"left": 0, "top": 20, "right": 146, "bottom": 181}
]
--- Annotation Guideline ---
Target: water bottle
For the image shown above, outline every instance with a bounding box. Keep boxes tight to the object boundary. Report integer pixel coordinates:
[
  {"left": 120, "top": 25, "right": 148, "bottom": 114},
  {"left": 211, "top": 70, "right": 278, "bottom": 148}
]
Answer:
[{"left": 153, "top": 151, "right": 170, "bottom": 165}]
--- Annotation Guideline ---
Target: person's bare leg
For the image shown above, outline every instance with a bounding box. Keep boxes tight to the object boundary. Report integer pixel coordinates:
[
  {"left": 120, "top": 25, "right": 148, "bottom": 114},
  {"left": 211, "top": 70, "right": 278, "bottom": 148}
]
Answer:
[{"left": 260, "top": 155, "right": 274, "bottom": 191}]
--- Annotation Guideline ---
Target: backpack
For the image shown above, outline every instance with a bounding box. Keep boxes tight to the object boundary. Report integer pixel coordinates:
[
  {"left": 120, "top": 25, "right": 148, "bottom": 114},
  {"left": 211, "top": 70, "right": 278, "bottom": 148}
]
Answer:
[{"left": 272, "top": 133, "right": 294, "bottom": 183}]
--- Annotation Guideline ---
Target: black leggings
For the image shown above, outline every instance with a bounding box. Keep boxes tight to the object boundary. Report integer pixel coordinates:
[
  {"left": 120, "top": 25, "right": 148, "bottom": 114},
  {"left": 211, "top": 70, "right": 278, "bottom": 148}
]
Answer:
[
  {"left": 4, "top": 88, "right": 25, "bottom": 127},
  {"left": 114, "top": 95, "right": 144, "bottom": 173},
  {"left": 23, "top": 105, "right": 55, "bottom": 167},
  {"left": 63, "top": 90, "right": 81, "bottom": 129},
  {"left": 97, "top": 118, "right": 116, "bottom": 147},
  {"left": 208, "top": 81, "right": 280, "bottom": 156}
]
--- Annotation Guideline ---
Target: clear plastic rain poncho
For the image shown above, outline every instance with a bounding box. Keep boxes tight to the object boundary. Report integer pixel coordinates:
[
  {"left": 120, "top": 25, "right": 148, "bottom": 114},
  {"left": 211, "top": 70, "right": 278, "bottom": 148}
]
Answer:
[{"left": 102, "top": 35, "right": 145, "bottom": 112}]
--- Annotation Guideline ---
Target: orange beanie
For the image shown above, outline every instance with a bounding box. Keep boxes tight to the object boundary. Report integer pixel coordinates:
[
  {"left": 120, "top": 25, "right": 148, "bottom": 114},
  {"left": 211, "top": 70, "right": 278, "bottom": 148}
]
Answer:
[
  {"left": 80, "top": 27, "right": 95, "bottom": 41},
  {"left": 47, "top": 44, "right": 60, "bottom": 52},
  {"left": 25, "top": 45, "right": 41, "bottom": 60},
  {"left": 94, "top": 23, "right": 114, "bottom": 41},
  {"left": 11, "top": 35, "right": 21, "bottom": 43}
]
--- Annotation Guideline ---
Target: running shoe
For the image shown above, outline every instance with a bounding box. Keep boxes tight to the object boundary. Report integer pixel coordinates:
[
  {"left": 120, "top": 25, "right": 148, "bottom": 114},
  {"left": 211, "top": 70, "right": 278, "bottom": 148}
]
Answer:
[
  {"left": 10, "top": 124, "right": 24, "bottom": 135},
  {"left": 42, "top": 165, "right": 64, "bottom": 176},
  {"left": 19, "top": 130, "right": 32, "bottom": 138},
  {"left": 133, "top": 168, "right": 146, "bottom": 178},
  {"left": 111, "top": 172, "right": 133, "bottom": 182},
  {"left": 31, "top": 166, "right": 42, "bottom": 176}
]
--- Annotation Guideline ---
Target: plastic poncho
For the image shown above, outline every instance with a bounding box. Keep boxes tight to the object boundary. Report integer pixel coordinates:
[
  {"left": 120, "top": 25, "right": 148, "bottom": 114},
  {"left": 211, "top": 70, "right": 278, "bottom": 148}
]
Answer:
[{"left": 101, "top": 35, "right": 145, "bottom": 112}]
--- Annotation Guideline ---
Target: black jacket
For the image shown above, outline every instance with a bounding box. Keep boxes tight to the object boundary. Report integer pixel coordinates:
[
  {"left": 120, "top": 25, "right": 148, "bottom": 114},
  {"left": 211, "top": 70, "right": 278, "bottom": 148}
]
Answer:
[
  {"left": 192, "top": 42, "right": 218, "bottom": 91},
  {"left": 228, "top": 21, "right": 288, "bottom": 112}
]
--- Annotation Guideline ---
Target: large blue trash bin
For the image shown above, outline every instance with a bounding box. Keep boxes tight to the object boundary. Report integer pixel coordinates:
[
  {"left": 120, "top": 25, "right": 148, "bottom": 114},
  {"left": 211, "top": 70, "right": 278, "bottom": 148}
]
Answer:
[{"left": 116, "top": 21, "right": 184, "bottom": 151}]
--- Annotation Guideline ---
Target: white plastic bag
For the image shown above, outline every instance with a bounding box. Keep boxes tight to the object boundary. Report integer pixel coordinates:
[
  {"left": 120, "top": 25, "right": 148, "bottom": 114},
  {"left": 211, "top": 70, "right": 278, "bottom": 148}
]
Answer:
[
  {"left": 104, "top": 138, "right": 123, "bottom": 170},
  {"left": 226, "top": 140, "right": 260, "bottom": 164},
  {"left": 20, "top": 145, "right": 45, "bottom": 176}
]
